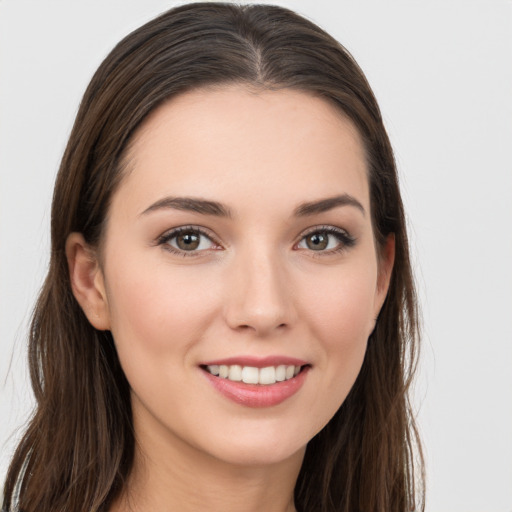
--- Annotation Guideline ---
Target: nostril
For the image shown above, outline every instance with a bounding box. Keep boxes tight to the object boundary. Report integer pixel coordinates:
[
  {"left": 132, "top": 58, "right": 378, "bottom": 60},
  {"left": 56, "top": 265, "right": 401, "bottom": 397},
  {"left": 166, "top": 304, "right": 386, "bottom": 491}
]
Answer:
[{"left": 234, "top": 322, "right": 289, "bottom": 334}]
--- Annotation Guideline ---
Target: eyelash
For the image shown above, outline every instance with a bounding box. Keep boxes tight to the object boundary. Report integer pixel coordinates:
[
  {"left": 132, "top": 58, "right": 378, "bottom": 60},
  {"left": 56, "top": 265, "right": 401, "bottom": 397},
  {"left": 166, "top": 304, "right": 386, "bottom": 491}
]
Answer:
[
  {"left": 295, "top": 225, "right": 356, "bottom": 255},
  {"left": 156, "top": 225, "right": 356, "bottom": 257},
  {"left": 157, "top": 226, "right": 221, "bottom": 257}
]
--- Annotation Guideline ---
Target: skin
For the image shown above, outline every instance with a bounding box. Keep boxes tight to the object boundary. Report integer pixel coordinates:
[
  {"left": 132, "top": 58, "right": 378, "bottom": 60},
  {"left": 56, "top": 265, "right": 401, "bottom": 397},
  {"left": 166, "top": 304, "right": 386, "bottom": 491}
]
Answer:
[{"left": 67, "top": 86, "right": 394, "bottom": 512}]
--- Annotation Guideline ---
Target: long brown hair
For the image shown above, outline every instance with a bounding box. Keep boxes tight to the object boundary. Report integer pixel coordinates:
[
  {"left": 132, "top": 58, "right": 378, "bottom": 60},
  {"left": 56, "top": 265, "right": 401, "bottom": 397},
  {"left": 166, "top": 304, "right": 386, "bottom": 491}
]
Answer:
[{"left": 3, "top": 3, "right": 423, "bottom": 511}]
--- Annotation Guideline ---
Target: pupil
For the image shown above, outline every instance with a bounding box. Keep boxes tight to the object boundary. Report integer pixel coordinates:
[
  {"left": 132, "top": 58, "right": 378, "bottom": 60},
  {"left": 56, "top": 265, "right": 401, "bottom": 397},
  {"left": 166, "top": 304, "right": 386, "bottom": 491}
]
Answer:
[
  {"left": 177, "top": 233, "right": 200, "bottom": 250},
  {"left": 307, "top": 233, "right": 328, "bottom": 250}
]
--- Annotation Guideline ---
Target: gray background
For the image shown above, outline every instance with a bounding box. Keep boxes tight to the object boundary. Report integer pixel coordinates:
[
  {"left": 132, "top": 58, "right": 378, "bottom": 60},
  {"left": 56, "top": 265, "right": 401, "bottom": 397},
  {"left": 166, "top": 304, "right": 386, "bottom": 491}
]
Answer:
[{"left": 1, "top": 1, "right": 511, "bottom": 510}]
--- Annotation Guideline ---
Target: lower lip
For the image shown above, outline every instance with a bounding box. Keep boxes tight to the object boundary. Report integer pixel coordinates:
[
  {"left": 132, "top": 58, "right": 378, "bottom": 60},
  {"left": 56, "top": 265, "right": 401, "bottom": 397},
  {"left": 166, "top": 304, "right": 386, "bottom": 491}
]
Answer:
[{"left": 202, "top": 366, "right": 310, "bottom": 408}]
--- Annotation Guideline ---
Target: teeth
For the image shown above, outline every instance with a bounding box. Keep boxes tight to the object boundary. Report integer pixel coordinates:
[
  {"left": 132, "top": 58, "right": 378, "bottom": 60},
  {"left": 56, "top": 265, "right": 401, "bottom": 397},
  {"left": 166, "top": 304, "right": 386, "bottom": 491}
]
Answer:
[
  {"left": 275, "top": 365, "right": 286, "bottom": 382},
  {"left": 228, "top": 365, "right": 242, "bottom": 381},
  {"left": 206, "top": 364, "right": 302, "bottom": 385},
  {"left": 208, "top": 365, "right": 220, "bottom": 376},
  {"left": 259, "top": 366, "right": 276, "bottom": 385},
  {"left": 242, "top": 366, "right": 259, "bottom": 384}
]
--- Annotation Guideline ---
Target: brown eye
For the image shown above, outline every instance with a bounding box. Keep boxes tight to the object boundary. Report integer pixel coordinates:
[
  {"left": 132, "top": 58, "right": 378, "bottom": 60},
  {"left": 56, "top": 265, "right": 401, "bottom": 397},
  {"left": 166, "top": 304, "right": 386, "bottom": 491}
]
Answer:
[
  {"left": 176, "top": 232, "right": 200, "bottom": 250},
  {"left": 305, "top": 232, "right": 329, "bottom": 250},
  {"left": 161, "top": 228, "right": 217, "bottom": 254},
  {"left": 297, "top": 227, "right": 355, "bottom": 253}
]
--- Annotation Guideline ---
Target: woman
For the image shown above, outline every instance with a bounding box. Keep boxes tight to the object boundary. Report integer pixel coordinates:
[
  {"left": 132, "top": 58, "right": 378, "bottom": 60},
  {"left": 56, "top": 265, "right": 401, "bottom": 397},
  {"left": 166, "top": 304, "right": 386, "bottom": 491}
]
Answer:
[{"left": 2, "top": 3, "right": 423, "bottom": 511}]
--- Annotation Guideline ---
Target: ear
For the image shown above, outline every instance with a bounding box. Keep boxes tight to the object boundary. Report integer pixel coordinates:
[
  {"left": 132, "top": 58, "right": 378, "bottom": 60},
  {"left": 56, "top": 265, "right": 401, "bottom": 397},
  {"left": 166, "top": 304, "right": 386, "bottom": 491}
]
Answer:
[
  {"left": 373, "top": 233, "right": 396, "bottom": 320},
  {"left": 65, "top": 232, "right": 111, "bottom": 330}
]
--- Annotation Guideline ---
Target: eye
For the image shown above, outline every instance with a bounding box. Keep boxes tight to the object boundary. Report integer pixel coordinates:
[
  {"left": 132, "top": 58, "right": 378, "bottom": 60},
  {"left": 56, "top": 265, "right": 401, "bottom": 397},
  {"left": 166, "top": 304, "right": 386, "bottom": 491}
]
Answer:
[
  {"left": 158, "top": 226, "right": 219, "bottom": 255},
  {"left": 296, "top": 227, "right": 355, "bottom": 253}
]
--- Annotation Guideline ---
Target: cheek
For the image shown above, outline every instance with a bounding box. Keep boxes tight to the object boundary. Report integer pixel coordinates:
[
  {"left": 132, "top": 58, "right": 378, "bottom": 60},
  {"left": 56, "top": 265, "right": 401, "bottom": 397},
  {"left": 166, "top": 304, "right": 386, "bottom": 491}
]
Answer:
[
  {"left": 297, "top": 262, "right": 378, "bottom": 417},
  {"left": 104, "top": 256, "right": 220, "bottom": 360},
  {"left": 301, "top": 262, "right": 378, "bottom": 346},
  {"left": 103, "top": 257, "right": 225, "bottom": 422}
]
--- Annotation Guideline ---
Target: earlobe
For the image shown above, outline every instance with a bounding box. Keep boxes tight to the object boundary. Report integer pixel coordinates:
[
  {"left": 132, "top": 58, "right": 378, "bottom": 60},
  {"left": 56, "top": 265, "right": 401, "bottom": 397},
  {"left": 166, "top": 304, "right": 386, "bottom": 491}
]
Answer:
[{"left": 65, "top": 232, "right": 111, "bottom": 330}]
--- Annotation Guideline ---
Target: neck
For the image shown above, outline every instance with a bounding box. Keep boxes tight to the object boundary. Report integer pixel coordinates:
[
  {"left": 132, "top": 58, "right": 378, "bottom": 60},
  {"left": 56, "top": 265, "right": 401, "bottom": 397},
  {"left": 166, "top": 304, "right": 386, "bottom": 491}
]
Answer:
[{"left": 109, "top": 417, "right": 304, "bottom": 512}]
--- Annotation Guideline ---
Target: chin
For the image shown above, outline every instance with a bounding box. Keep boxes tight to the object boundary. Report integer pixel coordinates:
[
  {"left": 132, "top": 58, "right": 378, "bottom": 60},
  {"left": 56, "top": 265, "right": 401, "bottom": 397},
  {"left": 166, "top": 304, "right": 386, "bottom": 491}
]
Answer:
[
  {"left": 214, "top": 442, "right": 306, "bottom": 468},
  {"left": 195, "top": 420, "right": 311, "bottom": 468}
]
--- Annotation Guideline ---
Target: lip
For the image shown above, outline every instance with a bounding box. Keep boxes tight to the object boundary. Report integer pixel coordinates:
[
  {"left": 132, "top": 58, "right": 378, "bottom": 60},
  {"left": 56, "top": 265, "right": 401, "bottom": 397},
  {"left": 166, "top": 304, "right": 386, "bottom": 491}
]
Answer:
[
  {"left": 201, "top": 356, "right": 309, "bottom": 368},
  {"left": 200, "top": 361, "right": 310, "bottom": 408}
]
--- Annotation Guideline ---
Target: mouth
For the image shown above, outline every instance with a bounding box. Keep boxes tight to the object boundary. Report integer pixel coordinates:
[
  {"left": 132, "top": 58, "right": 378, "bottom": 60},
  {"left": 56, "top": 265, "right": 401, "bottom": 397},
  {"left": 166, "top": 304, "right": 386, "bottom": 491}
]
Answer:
[
  {"left": 199, "top": 358, "right": 311, "bottom": 407},
  {"left": 201, "top": 363, "right": 308, "bottom": 385}
]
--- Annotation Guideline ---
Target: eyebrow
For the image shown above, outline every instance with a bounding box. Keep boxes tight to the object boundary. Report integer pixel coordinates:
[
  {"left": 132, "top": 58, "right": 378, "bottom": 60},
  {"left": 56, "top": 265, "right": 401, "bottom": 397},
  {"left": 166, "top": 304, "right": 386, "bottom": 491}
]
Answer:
[
  {"left": 140, "top": 197, "right": 232, "bottom": 217},
  {"left": 294, "top": 194, "right": 366, "bottom": 217},
  {"left": 140, "top": 193, "right": 365, "bottom": 219}
]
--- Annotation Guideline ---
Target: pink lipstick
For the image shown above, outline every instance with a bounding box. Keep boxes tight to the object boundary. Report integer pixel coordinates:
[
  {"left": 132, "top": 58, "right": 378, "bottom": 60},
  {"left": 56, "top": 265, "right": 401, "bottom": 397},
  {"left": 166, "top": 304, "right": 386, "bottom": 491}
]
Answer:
[{"left": 200, "top": 356, "right": 310, "bottom": 407}]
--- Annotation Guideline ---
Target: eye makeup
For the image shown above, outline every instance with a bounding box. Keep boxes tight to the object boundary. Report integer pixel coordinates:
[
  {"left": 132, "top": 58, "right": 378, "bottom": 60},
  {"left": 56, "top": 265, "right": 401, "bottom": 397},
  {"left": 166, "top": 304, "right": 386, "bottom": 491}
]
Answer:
[
  {"left": 156, "top": 225, "right": 222, "bottom": 257},
  {"left": 295, "top": 225, "right": 356, "bottom": 255},
  {"left": 155, "top": 223, "right": 356, "bottom": 259}
]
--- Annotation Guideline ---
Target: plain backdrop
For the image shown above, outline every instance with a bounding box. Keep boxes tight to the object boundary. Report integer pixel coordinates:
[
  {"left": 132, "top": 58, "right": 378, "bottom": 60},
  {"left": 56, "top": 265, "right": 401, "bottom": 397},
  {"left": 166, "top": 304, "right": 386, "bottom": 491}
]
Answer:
[{"left": 1, "top": 1, "right": 511, "bottom": 510}]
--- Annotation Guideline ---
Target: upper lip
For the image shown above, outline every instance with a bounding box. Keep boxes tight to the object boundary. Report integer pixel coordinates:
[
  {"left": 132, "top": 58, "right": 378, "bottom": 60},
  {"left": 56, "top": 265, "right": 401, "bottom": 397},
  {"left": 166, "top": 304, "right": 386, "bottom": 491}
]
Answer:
[{"left": 200, "top": 356, "right": 309, "bottom": 368}]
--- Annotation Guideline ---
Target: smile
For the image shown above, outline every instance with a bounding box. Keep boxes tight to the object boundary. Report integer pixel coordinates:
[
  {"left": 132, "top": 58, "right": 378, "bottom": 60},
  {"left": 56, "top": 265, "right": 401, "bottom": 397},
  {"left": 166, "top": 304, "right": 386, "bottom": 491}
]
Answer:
[
  {"left": 200, "top": 358, "right": 310, "bottom": 407},
  {"left": 204, "top": 364, "right": 302, "bottom": 385}
]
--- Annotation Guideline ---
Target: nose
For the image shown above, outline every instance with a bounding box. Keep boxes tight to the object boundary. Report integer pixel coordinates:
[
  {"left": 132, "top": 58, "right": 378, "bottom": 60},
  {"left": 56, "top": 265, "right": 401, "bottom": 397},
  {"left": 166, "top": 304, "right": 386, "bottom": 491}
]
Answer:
[{"left": 223, "top": 246, "right": 296, "bottom": 337}]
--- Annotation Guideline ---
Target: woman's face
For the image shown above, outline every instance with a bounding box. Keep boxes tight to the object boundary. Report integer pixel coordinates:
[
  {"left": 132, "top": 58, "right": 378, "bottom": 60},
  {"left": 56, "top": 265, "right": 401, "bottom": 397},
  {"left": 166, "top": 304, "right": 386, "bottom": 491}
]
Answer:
[{"left": 86, "top": 86, "right": 392, "bottom": 467}]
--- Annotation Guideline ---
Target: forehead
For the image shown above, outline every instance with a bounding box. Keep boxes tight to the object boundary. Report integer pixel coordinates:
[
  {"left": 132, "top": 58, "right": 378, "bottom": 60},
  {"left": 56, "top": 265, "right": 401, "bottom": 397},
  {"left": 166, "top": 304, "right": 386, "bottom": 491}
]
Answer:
[{"left": 118, "top": 86, "right": 369, "bottom": 215}]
